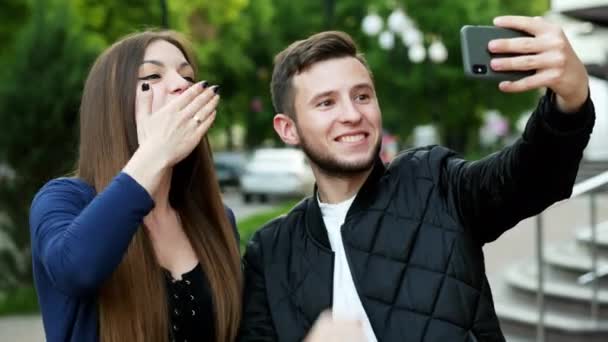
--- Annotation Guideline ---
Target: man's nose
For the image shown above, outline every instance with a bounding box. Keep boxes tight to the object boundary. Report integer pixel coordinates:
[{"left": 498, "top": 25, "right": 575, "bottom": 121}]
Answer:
[{"left": 339, "top": 98, "right": 363, "bottom": 124}]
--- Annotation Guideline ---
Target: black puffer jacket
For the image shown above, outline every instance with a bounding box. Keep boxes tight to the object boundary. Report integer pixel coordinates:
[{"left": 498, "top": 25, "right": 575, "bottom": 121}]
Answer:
[{"left": 239, "top": 92, "right": 595, "bottom": 342}]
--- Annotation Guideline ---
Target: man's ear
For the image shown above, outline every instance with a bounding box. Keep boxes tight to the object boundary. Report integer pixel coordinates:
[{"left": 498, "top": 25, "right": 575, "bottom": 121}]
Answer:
[{"left": 273, "top": 113, "right": 301, "bottom": 146}]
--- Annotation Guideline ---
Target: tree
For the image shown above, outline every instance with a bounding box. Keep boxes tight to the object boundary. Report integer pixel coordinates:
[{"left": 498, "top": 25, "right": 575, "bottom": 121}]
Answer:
[
  {"left": 0, "top": 0, "right": 98, "bottom": 288},
  {"left": 73, "top": 0, "right": 281, "bottom": 148},
  {"left": 325, "top": 0, "right": 549, "bottom": 152},
  {"left": 169, "top": 0, "right": 278, "bottom": 148},
  {"left": 170, "top": 0, "right": 550, "bottom": 152},
  {"left": 0, "top": 0, "right": 31, "bottom": 63},
  {"left": 71, "top": 0, "right": 162, "bottom": 45}
]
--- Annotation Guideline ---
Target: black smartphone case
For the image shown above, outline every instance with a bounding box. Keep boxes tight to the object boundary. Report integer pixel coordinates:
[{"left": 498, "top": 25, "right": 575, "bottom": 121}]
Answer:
[{"left": 460, "top": 25, "right": 535, "bottom": 81}]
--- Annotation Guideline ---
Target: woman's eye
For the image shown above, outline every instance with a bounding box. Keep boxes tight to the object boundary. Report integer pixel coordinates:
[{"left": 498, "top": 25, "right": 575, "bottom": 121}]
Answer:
[
  {"left": 356, "top": 94, "right": 370, "bottom": 101},
  {"left": 138, "top": 74, "right": 161, "bottom": 81},
  {"left": 183, "top": 76, "right": 195, "bottom": 83}
]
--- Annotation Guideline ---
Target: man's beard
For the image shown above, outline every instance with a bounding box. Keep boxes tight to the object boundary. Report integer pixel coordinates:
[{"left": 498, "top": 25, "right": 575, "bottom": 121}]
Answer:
[{"left": 298, "top": 129, "right": 381, "bottom": 178}]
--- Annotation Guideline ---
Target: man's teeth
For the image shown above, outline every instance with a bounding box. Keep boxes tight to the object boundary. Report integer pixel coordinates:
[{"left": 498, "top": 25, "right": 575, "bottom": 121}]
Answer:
[{"left": 339, "top": 134, "right": 365, "bottom": 143}]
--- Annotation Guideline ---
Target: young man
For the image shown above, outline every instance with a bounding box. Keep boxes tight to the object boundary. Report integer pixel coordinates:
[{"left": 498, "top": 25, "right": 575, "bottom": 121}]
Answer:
[{"left": 240, "top": 16, "right": 595, "bottom": 342}]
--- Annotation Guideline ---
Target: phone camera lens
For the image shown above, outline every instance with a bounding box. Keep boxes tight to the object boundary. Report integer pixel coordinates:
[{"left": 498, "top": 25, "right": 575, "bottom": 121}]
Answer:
[{"left": 472, "top": 64, "right": 487, "bottom": 74}]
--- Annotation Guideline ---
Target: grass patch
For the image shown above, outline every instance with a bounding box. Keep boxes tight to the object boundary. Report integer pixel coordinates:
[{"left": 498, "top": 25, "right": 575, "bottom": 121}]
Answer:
[
  {"left": 0, "top": 285, "right": 39, "bottom": 316},
  {"left": 238, "top": 200, "right": 298, "bottom": 252}
]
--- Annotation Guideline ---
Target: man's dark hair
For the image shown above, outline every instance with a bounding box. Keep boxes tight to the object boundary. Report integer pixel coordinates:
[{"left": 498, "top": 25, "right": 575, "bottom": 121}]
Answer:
[{"left": 270, "top": 31, "right": 372, "bottom": 119}]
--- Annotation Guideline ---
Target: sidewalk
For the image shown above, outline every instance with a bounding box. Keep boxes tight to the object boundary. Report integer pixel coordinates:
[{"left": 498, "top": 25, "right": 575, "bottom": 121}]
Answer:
[{"left": 0, "top": 315, "right": 44, "bottom": 341}]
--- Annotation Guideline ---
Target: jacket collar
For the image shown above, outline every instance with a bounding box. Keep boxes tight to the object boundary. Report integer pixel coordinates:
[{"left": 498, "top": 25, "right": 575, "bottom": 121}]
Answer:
[{"left": 305, "top": 157, "right": 387, "bottom": 249}]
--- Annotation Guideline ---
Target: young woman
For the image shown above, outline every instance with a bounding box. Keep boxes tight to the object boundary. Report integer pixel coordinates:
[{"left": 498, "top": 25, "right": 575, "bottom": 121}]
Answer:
[{"left": 29, "top": 30, "right": 241, "bottom": 342}]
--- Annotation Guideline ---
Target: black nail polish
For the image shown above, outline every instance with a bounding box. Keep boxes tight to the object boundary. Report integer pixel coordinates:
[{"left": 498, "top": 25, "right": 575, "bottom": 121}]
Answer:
[
  {"left": 212, "top": 85, "right": 221, "bottom": 94},
  {"left": 141, "top": 83, "right": 149, "bottom": 91},
  {"left": 201, "top": 81, "right": 209, "bottom": 88}
]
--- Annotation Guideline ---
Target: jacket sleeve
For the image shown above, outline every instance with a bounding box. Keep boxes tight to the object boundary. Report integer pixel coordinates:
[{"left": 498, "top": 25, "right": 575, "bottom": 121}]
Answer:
[
  {"left": 238, "top": 230, "right": 279, "bottom": 341},
  {"left": 439, "top": 90, "right": 595, "bottom": 244},
  {"left": 29, "top": 172, "right": 154, "bottom": 296}
]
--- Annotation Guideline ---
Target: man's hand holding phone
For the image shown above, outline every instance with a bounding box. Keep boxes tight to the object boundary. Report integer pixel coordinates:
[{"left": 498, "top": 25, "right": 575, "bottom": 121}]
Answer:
[{"left": 489, "top": 16, "right": 589, "bottom": 112}]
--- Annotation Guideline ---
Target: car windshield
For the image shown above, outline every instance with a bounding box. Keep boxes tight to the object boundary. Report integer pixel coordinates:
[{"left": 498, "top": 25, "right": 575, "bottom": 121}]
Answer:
[{"left": 252, "top": 151, "right": 300, "bottom": 163}]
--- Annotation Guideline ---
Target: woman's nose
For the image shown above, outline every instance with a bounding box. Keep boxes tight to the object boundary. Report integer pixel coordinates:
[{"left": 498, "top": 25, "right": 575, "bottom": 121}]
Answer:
[{"left": 166, "top": 71, "right": 191, "bottom": 95}]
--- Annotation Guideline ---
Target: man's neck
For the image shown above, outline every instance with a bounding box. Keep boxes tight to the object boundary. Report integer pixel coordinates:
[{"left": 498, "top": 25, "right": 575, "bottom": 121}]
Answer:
[{"left": 314, "top": 167, "right": 373, "bottom": 204}]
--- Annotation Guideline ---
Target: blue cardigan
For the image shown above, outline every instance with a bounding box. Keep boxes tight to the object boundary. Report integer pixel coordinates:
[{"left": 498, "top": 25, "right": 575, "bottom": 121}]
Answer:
[{"left": 29, "top": 172, "right": 237, "bottom": 342}]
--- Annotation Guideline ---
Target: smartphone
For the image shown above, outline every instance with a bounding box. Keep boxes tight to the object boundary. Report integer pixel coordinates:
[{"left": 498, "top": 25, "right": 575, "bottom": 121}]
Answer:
[{"left": 460, "top": 25, "right": 535, "bottom": 81}]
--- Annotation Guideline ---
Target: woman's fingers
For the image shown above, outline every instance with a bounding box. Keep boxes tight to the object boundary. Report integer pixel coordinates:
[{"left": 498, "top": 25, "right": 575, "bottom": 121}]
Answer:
[
  {"left": 138, "top": 81, "right": 220, "bottom": 165},
  {"left": 136, "top": 83, "right": 153, "bottom": 121},
  {"left": 163, "top": 81, "right": 208, "bottom": 113},
  {"left": 181, "top": 85, "right": 219, "bottom": 119},
  {"left": 192, "top": 95, "right": 220, "bottom": 134},
  {"left": 135, "top": 83, "right": 154, "bottom": 143},
  {"left": 194, "top": 109, "right": 217, "bottom": 139}
]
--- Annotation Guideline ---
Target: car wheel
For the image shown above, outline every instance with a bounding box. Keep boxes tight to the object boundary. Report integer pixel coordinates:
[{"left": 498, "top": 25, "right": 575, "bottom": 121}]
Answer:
[
  {"left": 243, "top": 193, "right": 253, "bottom": 203},
  {"left": 259, "top": 193, "right": 269, "bottom": 203}
]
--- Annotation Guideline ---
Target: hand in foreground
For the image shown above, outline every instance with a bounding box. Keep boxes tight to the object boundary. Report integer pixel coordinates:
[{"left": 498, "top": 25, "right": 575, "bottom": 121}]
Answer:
[
  {"left": 303, "top": 310, "right": 367, "bottom": 342},
  {"left": 135, "top": 81, "right": 219, "bottom": 167}
]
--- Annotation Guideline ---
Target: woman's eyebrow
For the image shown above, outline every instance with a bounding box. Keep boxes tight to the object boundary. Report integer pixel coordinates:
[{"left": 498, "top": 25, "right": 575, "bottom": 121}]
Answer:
[{"left": 141, "top": 60, "right": 164, "bottom": 67}]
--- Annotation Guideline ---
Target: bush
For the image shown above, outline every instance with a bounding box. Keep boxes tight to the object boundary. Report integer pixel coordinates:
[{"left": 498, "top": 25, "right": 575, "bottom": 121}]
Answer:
[
  {"left": 0, "top": 286, "right": 39, "bottom": 316},
  {"left": 238, "top": 201, "right": 297, "bottom": 252},
  {"left": 0, "top": 1, "right": 98, "bottom": 289}
]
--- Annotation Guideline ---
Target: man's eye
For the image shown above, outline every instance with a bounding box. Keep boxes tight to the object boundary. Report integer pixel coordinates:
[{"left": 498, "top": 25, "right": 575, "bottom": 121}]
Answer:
[{"left": 318, "top": 100, "right": 333, "bottom": 107}]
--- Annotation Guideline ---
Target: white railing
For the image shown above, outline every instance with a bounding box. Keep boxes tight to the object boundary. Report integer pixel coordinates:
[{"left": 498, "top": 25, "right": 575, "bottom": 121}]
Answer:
[{"left": 535, "top": 168, "right": 608, "bottom": 341}]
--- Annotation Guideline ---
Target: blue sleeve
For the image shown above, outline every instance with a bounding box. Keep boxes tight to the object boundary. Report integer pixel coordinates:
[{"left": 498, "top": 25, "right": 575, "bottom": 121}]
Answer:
[
  {"left": 29, "top": 172, "right": 155, "bottom": 296},
  {"left": 225, "top": 205, "right": 239, "bottom": 244}
]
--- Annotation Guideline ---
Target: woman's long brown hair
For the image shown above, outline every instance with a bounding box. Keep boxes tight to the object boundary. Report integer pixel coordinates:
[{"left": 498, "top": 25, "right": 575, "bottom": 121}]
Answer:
[{"left": 76, "top": 30, "right": 242, "bottom": 342}]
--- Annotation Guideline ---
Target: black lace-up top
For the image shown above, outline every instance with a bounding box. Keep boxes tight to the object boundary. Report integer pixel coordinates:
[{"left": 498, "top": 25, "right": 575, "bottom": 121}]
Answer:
[{"left": 164, "top": 263, "right": 214, "bottom": 342}]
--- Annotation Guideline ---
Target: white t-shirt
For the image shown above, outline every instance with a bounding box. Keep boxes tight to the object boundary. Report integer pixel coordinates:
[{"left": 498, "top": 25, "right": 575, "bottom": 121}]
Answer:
[{"left": 318, "top": 194, "right": 378, "bottom": 342}]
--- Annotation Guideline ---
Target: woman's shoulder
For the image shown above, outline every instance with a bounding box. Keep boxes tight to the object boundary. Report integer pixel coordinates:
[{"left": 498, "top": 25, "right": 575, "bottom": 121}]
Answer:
[
  {"left": 223, "top": 204, "right": 239, "bottom": 244},
  {"left": 29, "top": 177, "right": 96, "bottom": 230},
  {"left": 32, "top": 177, "right": 96, "bottom": 208},
  {"left": 224, "top": 205, "right": 235, "bottom": 225}
]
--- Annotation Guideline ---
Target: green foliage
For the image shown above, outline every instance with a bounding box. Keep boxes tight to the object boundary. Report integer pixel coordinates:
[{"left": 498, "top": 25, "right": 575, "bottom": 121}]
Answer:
[
  {"left": 166, "top": 0, "right": 549, "bottom": 152},
  {"left": 0, "top": 285, "right": 39, "bottom": 316},
  {"left": 71, "top": 0, "right": 161, "bottom": 45},
  {"left": 238, "top": 201, "right": 297, "bottom": 252},
  {"left": 0, "top": 0, "right": 98, "bottom": 288},
  {"left": 0, "top": 0, "right": 31, "bottom": 63},
  {"left": 169, "top": 0, "right": 279, "bottom": 147}
]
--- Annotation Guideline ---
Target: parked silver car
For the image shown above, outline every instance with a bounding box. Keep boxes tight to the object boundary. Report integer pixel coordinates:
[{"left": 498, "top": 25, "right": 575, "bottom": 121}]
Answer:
[
  {"left": 213, "top": 151, "right": 246, "bottom": 189},
  {"left": 240, "top": 148, "right": 315, "bottom": 203}
]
